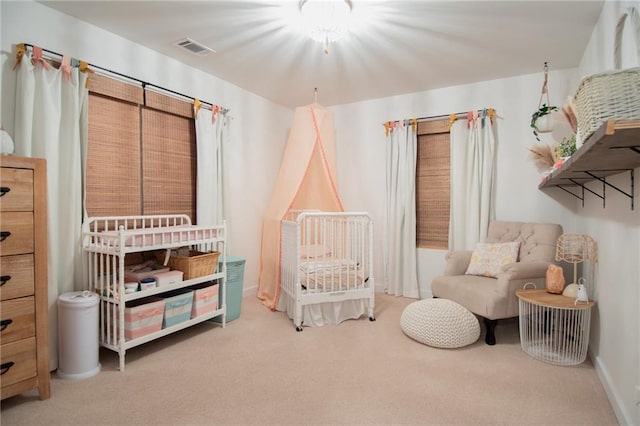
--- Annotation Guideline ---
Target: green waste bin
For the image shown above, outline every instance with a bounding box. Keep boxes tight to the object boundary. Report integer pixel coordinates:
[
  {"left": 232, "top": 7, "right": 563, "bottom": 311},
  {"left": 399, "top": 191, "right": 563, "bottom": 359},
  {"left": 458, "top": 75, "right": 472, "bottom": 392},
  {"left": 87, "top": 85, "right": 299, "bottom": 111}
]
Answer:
[{"left": 214, "top": 256, "right": 245, "bottom": 322}]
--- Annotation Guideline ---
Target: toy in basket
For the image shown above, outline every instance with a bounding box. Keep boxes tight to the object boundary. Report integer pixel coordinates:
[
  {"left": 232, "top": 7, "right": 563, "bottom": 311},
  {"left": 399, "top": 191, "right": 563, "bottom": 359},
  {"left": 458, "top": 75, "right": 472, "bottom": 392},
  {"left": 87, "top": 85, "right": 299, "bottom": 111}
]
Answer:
[{"left": 157, "top": 248, "right": 220, "bottom": 280}]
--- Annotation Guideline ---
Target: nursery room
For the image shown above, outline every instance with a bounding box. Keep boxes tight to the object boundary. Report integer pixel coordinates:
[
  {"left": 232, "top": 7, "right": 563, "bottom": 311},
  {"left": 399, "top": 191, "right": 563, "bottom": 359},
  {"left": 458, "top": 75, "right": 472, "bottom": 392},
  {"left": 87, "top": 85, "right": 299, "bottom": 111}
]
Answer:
[{"left": 0, "top": 0, "right": 638, "bottom": 425}]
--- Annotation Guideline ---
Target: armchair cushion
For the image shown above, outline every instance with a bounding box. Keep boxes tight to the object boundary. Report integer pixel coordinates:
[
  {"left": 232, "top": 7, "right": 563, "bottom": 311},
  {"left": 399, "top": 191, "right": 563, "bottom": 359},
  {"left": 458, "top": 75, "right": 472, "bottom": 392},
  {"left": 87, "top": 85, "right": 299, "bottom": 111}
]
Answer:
[
  {"left": 498, "top": 260, "right": 554, "bottom": 281},
  {"left": 465, "top": 241, "right": 520, "bottom": 278},
  {"left": 443, "top": 250, "right": 473, "bottom": 276}
]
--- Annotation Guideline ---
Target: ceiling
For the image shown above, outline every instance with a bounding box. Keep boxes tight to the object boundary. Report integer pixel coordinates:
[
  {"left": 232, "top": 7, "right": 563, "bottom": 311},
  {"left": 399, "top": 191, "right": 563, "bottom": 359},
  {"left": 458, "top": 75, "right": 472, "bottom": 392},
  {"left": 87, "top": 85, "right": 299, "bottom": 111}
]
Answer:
[{"left": 37, "top": 1, "right": 604, "bottom": 109}]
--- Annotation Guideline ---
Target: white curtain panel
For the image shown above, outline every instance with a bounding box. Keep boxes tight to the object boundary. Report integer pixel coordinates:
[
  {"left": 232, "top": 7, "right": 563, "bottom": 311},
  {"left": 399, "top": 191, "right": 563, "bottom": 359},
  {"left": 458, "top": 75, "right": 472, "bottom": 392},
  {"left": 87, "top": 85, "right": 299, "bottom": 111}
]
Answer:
[
  {"left": 195, "top": 108, "right": 230, "bottom": 226},
  {"left": 384, "top": 124, "right": 419, "bottom": 298},
  {"left": 449, "top": 115, "right": 497, "bottom": 251},
  {"left": 13, "top": 54, "right": 88, "bottom": 370}
]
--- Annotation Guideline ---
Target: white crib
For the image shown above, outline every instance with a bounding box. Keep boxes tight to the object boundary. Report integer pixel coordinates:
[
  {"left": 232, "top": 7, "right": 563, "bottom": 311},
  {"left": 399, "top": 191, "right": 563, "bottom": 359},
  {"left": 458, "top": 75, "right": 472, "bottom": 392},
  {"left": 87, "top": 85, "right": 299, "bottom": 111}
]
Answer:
[{"left": 279, "top": 211, "right": 375, "bottom": 330}]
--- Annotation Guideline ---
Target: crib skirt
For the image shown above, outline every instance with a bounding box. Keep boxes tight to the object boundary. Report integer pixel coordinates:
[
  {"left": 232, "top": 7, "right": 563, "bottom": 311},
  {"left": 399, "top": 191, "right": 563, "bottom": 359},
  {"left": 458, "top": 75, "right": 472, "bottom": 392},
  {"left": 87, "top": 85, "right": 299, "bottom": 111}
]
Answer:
[{"left": 277, "top": 292, "right": 367, "bottom": 327}]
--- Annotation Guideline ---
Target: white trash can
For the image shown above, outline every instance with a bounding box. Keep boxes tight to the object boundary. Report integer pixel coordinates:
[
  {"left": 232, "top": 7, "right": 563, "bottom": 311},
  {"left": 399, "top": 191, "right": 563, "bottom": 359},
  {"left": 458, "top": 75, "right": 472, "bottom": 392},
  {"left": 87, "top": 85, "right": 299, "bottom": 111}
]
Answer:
[{"left": 57, "top": 291, "right": 101, "bottom": 379}]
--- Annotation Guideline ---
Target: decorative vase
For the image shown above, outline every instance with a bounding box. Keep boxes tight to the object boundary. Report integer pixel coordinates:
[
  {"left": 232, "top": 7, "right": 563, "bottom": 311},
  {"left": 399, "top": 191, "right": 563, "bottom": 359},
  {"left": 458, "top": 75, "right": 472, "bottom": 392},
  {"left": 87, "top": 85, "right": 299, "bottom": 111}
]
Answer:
[{"left": 545, "top": 264, "right": 565, "bottom": 294}]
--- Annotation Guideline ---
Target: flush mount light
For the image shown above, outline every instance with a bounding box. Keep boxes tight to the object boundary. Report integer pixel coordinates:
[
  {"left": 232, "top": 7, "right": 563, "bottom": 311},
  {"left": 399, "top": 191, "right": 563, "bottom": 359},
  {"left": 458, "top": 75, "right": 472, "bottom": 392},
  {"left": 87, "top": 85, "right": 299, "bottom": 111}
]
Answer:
[{"left": 299, "top": 0, "right": 353, "bottom": 54}]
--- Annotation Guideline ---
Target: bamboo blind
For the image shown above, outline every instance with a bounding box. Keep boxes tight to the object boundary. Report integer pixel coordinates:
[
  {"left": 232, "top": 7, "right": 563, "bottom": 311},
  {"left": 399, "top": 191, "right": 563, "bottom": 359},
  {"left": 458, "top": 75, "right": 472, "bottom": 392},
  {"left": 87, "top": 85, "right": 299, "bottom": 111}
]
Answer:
[
  {"left": 87, "top": 73, "right": 144, "bottom": 105},
  {"left": 416, "top": 120, "right": 450, "bottom": 249},
  {"left": 86, "top": 74, "right": 196, "bottom": 221},
  {"left": 145, "top": 90, "right": 194, "bottom": 119},
  {"left": 86, "top": 93, "right": 142, "bottom": 217},
  {"left": 142, "top": 107, "right": 196, "bottom": 221}
]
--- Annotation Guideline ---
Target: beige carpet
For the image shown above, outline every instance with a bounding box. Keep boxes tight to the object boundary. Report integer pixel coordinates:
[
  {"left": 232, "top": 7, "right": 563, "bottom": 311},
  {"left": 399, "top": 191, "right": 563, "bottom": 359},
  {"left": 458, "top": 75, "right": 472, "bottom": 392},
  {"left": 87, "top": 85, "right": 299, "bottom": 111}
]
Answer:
[{"left": 1, "top": 293, "right": 617, "bottom": 425}]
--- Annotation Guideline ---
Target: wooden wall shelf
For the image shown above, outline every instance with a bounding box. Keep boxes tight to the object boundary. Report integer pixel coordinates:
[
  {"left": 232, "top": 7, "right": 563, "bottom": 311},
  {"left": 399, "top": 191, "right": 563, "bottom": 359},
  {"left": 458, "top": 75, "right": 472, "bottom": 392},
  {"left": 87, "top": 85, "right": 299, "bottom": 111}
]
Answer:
[{"left": 539, "top": 120, "right": 640, "bottom": 209}]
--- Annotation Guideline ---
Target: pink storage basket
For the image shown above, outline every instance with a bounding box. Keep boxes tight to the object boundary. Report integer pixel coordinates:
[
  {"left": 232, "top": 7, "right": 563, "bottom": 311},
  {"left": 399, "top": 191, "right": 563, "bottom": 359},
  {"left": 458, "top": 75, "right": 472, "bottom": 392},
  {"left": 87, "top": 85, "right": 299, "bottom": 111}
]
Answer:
[
  {"left": 191, "top": 283, "right": 219, "bottom": 318},
  {"left": 120, "top": 297, "right": 165, "bottom": 340}
]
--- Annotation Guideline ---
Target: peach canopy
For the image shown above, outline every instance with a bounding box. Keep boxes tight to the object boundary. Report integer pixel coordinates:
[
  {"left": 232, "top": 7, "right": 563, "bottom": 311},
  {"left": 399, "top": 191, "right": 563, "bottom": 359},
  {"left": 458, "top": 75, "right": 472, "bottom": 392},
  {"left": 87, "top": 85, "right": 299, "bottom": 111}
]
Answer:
[{"left": 257, "top": 103, "right": 344, "bottom": 309}]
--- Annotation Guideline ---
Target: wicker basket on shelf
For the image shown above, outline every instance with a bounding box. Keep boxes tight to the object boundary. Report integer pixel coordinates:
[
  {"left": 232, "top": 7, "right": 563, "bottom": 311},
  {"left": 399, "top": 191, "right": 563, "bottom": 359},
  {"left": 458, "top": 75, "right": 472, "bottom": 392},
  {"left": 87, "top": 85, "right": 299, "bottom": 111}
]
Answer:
[
  {"left": 574, "top": 7, "right": 640, "bottom": 144},
  {"left": 159, "top": 250, "right": 220, "bottom": 280}
]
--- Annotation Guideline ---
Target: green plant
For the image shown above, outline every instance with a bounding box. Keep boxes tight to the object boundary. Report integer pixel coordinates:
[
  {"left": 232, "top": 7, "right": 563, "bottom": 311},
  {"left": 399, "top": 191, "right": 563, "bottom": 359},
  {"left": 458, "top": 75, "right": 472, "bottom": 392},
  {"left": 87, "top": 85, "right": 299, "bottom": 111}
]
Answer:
[
  {"left": 555, "top": 134, "right": 577, "bottom": 158},
  {"left": 531, "top": 104, "right": 558, "bottom": 141}
]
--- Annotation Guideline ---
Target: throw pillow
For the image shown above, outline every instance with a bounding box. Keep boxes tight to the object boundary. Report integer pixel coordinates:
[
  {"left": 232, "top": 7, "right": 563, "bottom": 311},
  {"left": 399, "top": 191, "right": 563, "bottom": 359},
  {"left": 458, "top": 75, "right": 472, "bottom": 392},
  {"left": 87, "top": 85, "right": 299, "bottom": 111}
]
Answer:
[{"left": 465, "top": 241, "right": 520, "bottom": 278}]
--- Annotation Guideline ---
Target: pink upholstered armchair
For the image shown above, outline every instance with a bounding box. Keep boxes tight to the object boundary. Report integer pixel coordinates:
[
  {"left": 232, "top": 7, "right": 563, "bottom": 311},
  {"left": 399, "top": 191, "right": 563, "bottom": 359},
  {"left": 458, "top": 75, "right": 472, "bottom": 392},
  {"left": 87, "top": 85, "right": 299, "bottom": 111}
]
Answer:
[{"left": 431, "top": 221, "right": 563, "bottom": 345}]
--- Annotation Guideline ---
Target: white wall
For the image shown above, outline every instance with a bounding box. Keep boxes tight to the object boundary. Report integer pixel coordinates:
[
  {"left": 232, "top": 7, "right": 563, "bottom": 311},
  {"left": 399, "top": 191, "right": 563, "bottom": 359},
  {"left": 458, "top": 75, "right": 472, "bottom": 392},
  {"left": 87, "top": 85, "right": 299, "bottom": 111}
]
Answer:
[
  {"left": 331, "top": 2, "right": 639, "bottom": 424},
  {"left": 576, "top": 2, "right": 640, "bottom": 425},
  {"left": 0, "top": 0, "right": 293, "bottom": 301}
]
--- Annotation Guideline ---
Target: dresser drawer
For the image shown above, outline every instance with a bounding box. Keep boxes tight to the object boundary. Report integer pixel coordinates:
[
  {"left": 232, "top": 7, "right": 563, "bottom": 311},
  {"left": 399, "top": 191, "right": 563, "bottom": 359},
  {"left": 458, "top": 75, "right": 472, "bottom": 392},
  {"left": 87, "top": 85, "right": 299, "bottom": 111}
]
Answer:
[
  {"left": 0, "top": 297, "right": 35, "bottom": 344},
  {"left": 0, "top": 254, "right": 35, "bottom": 301},
  {"left": 0, "top": 167, "right": 34, "bottom": 212},
  {"left": 0, "top": 212, "right": 34, "bottom": 256},
  {"left": 1, "top": 337, "right": 37, "bottom": 388}
]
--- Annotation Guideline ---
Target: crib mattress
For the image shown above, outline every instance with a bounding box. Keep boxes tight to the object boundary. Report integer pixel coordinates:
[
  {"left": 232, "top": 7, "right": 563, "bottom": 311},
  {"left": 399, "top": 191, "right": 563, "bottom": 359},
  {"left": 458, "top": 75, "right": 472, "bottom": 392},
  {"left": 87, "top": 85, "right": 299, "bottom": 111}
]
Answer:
[
  {"left": 301, "top": 271, "right": 367, "bottom": 292},
  {"left": 300, "top": 258, "right": 365, "bottom": 292}
]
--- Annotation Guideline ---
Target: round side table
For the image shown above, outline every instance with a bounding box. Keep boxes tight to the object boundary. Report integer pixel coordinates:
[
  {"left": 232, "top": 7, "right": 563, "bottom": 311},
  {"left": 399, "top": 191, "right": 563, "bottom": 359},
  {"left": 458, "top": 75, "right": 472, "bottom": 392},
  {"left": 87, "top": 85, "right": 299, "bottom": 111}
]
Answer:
[{"left": 516, "top": 289, "right": 596, "bottom": 366}]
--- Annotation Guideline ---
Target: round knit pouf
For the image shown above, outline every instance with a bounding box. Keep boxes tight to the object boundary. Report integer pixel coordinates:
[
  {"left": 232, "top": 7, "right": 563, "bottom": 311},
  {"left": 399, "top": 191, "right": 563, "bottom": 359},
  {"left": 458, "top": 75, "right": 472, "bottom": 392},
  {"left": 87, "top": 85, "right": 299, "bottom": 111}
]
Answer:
[{"left": 400, "top": 299, "right": 480, "bottom": 348}]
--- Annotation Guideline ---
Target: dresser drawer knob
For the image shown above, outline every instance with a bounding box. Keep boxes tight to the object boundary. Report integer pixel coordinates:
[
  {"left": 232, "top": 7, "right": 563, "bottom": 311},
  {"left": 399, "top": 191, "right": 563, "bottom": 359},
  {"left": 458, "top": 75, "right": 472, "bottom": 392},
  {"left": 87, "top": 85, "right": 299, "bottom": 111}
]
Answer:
[
  {"left": 0, "top": 275, "right": 10, "bottom": 286},
  {"left": 0, "top": 231, "right": 10, "bottom": 242},
  {"left": 0, "top": 319, "right": 13, "bottom": 332},
  {"left": 0, "top": 361, "right": 15, "bottom": 375},
  {"left": 0, "top": 187, "right": 10, "bottom": 197}
]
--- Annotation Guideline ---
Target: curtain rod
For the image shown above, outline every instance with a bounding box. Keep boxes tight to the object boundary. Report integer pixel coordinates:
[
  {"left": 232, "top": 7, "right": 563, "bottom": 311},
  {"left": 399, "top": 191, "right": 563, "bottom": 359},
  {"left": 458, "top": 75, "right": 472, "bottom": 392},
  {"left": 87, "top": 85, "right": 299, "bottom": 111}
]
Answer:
[
  {"left": 22, "top": 43, "right": 219, "bottom": 109},
  {"left": 418, "top": 112, "right": 466, "bottom": 122},
  {"left": 387, "top": 109, "right": 499, "bottom": 124}
]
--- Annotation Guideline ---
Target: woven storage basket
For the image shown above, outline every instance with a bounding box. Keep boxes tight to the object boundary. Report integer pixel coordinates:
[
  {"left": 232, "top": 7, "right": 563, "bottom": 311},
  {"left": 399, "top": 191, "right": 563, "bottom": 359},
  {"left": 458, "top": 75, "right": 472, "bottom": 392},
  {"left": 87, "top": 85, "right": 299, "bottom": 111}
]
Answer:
[
  {"left": 165, "top": 250, "right": 220, "bottom": 280},
  {"left": 574, "top": 7, "right": 640, "bottom": 144}
]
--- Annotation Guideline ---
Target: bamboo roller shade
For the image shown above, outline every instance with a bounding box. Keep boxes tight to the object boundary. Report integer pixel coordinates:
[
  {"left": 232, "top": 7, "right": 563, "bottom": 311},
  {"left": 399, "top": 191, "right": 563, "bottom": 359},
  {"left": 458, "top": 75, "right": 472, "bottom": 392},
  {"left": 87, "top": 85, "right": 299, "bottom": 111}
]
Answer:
[
  {"left": 416, "top": 121, "right": 450, "bottom": 249},
  {"left": 88, "top": 73, "right": 143, "bottom": 105},
  {"left": 86, "top": 93, "right": 142, "bottom": 217},
  {"left": 145, "top": 90, "right": 194, "bottom": 119},
  {"left": 86, "top": 74, "right": 196, "bottom": 221},
  {"left": 142, "top": 108, "right": 196, "bottom": 220}
]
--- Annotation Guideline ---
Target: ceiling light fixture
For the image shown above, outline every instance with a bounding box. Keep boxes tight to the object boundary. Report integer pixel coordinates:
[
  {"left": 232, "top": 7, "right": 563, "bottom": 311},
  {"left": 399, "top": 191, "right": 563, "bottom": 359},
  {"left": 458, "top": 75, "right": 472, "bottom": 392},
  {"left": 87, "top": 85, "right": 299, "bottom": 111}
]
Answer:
[{"left": 299, "top": 0, "right": 353, "bottom": 54}]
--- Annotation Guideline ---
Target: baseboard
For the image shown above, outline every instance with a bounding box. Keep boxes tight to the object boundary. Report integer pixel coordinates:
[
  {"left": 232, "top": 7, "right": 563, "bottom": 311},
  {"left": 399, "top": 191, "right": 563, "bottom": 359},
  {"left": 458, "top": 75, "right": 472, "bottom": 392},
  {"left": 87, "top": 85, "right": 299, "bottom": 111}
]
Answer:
[
  {"left": 242, "top": 284, "right": 257, "bottom": 298},
  {"left": 590, "top": 350, "right": 634, "bottom": 425}
]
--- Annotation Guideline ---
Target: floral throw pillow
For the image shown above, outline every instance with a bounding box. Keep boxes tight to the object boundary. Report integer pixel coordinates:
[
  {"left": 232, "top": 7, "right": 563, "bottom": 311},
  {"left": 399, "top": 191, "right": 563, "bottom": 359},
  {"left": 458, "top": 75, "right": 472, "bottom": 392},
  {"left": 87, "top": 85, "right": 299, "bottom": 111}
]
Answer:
[{"left": 465, "top": 241, "right": 521, "bottom": 278}]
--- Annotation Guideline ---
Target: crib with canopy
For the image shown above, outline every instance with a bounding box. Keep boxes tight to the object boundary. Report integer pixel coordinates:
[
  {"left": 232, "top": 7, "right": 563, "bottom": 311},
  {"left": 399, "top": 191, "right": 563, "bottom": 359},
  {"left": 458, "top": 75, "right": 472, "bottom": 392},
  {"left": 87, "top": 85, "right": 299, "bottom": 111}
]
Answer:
[{"left": 257, "top": 102, "right": 375, "bottom": 329}]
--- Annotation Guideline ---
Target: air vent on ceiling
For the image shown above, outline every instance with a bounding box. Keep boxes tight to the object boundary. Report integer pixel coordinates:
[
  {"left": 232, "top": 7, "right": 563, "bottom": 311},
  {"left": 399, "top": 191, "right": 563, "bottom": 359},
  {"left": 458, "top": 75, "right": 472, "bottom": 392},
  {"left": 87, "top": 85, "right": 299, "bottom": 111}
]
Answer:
[{"left": 174, "top": 38, "right": 216, "bottom": 56}]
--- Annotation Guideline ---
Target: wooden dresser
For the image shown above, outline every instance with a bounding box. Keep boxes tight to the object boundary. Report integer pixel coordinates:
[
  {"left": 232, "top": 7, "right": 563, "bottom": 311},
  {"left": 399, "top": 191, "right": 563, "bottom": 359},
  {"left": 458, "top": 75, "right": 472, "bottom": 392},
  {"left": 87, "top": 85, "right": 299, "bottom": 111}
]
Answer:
[{"left": 0, "top": 155, "right": 50, "bottom": 400}]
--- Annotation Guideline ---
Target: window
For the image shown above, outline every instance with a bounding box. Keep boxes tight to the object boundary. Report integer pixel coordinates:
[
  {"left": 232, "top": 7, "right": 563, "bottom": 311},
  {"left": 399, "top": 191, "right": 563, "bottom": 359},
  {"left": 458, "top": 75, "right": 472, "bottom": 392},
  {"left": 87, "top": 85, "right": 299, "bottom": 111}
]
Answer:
[
  {"left": 416, "top": 119, "right": 450, "bottom": 249},
  {"left": 86, "top": 74, "right": 197, "bottom": 221}
]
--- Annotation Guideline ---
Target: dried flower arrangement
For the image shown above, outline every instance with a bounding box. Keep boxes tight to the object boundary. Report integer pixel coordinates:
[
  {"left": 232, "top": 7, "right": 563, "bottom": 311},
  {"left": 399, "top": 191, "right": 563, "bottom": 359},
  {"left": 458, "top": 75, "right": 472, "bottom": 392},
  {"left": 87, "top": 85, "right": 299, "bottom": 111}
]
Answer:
[{"left": 528, "top": 144, "right": 558, "bottom": 173}]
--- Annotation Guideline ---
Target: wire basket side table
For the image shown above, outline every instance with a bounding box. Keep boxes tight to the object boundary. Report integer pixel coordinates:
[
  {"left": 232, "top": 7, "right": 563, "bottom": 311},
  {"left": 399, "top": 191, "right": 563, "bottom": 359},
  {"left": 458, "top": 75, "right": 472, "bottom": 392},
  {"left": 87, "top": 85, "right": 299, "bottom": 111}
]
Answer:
[{"left": 516, "top": 289, "right": 596, "bottom": 366}]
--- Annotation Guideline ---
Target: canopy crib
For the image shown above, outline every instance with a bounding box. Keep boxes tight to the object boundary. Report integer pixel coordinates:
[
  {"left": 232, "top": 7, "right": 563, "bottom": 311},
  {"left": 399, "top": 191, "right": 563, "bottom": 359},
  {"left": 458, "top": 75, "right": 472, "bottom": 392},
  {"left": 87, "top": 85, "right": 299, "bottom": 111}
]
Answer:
[{"left": 257, "top": 102, "right": 375, "bottom": 328}]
